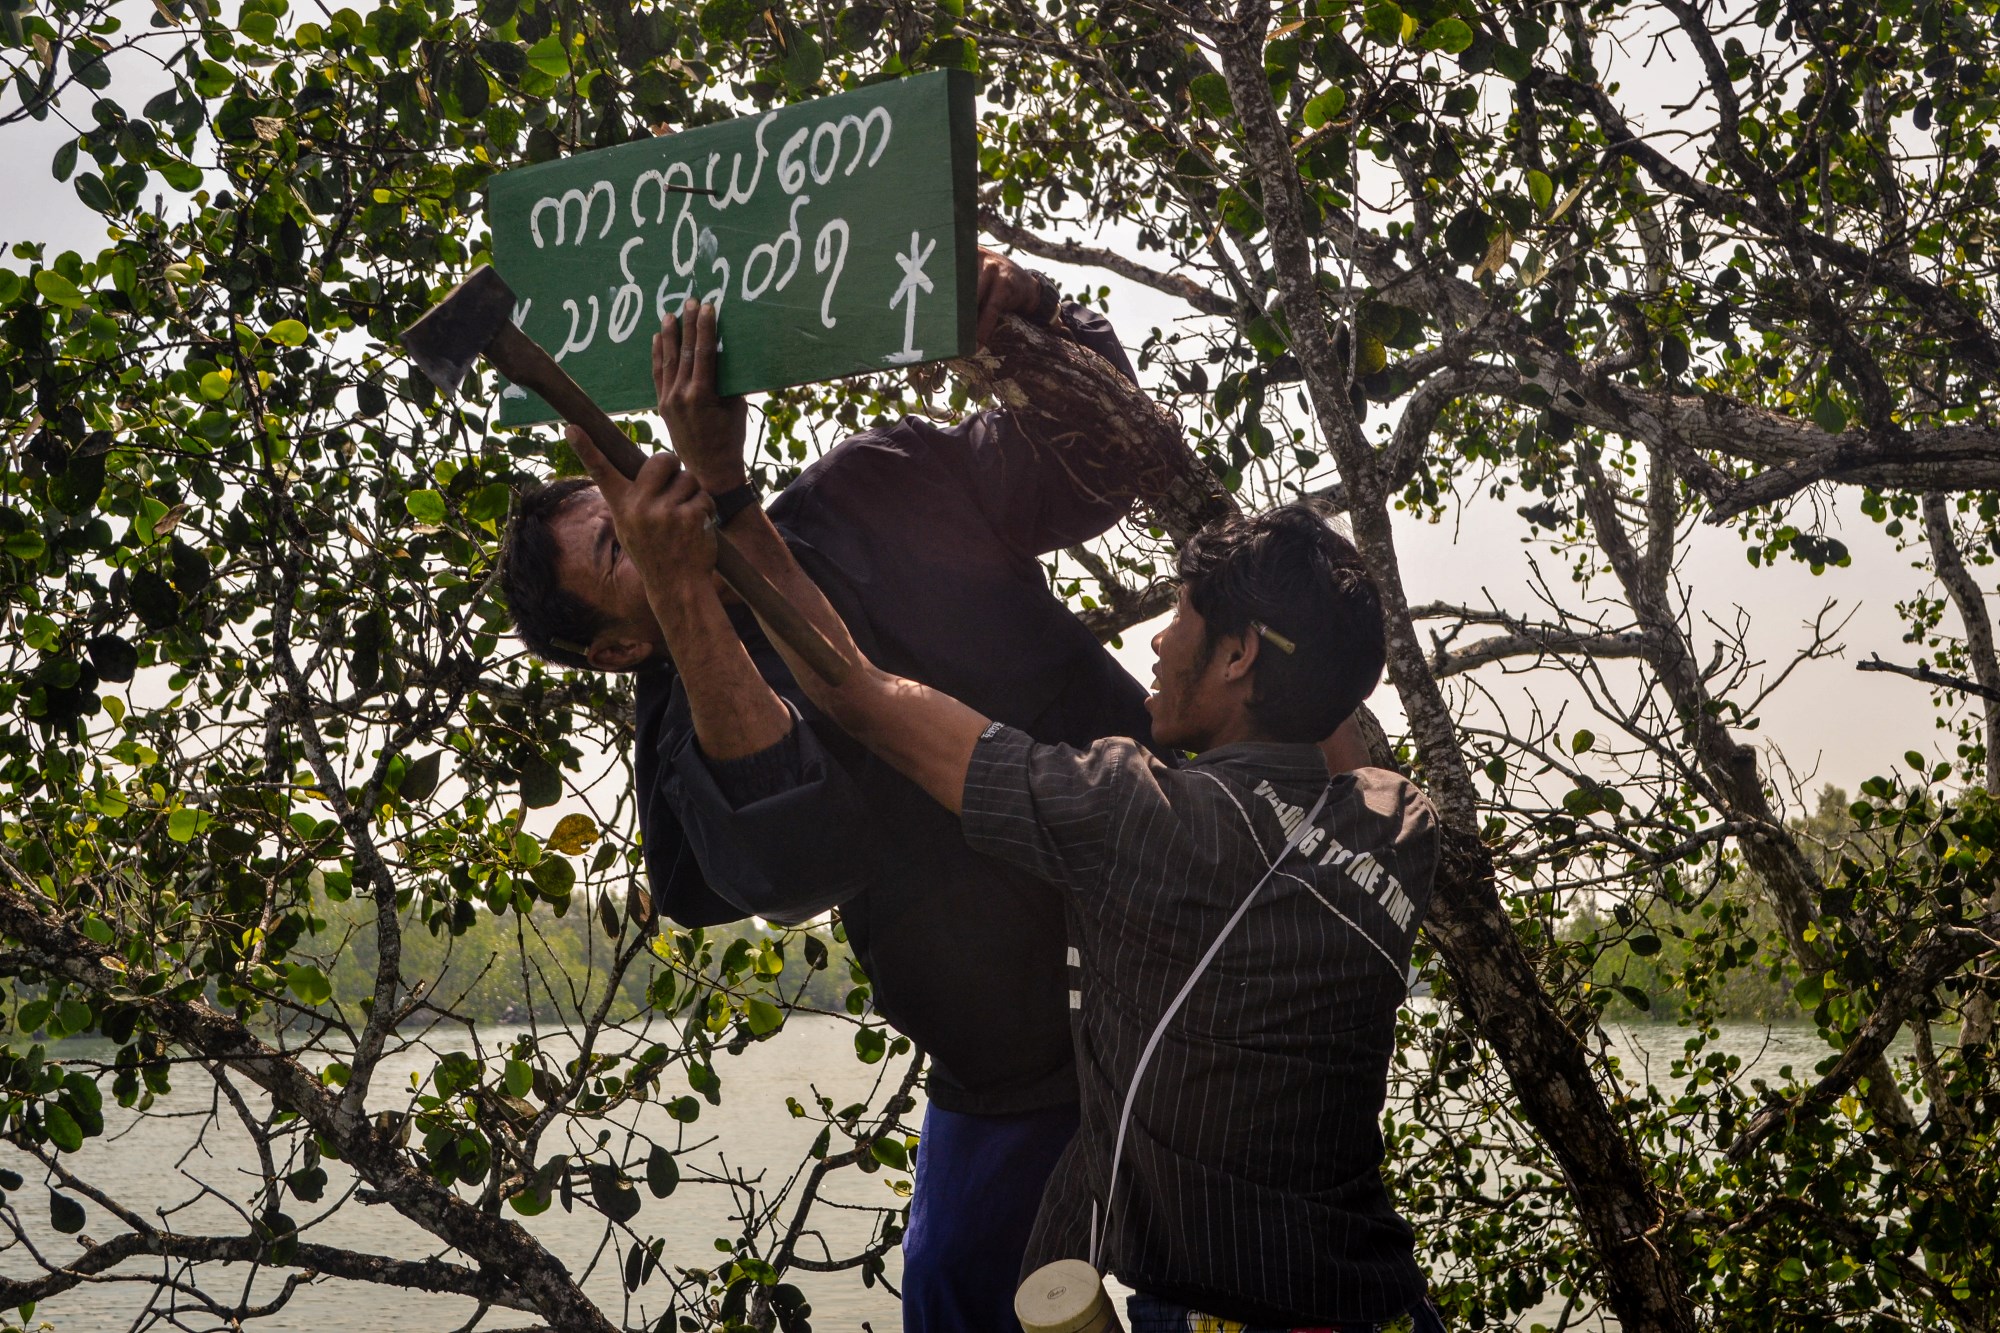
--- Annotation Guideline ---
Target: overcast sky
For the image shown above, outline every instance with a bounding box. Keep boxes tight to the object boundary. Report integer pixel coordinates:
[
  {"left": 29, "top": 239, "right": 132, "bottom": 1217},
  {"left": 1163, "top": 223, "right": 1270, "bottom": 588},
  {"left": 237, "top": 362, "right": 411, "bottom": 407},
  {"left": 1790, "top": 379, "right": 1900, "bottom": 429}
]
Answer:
[{"left": 0, "top": 27, "right": 1974, "bottom": 804}]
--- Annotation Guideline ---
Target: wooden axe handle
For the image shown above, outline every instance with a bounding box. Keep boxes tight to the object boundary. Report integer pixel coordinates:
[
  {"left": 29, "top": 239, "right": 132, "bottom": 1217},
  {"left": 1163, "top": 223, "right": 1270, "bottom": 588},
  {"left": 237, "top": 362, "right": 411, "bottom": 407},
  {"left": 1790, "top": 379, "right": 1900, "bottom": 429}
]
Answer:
[{"left": 487, "top": 321, "right": 854, "bottom": 686}]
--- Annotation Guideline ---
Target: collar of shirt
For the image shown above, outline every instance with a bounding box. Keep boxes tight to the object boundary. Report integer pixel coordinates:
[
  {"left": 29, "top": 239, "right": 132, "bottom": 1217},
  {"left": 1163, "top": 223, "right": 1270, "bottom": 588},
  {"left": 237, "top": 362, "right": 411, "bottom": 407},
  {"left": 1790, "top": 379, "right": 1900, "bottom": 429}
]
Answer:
[{"left": 1185, "top": 739, "right": 1330, "bottom": 784}]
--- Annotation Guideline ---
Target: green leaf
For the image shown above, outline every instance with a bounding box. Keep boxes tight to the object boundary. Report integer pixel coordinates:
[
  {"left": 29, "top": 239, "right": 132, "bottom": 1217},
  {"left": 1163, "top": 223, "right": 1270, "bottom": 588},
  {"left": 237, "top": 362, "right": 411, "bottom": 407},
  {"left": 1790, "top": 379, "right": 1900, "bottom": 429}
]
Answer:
[
  {"left": 745, "top": 996, "right": 784, "bottom": 1036},
  {"left": 1527, "top": 168, "right": 1554, "bottom": 213},
  {"left": 1187, "top": 72, "right": 1231, "bottom": 117},
  {"left": 49, "top": 1191, "right": 86, "bottom": 1233},
  {"left": 870, "top": 1135, "right": 908, "bottom": 1170},
  {"left": 520, "top": 756, "right": 562, "bottom": 809},
  {"left": 587, "top": 1163, "right": 641, "bottom": 1222},
  {"left": 1813, "top": 398, "right": 1848, "bottom": 434},
  {"left": 1628, "top": 934, "right": 1663, "bottom": 956},
  {"left": 1444, "top": 207, "right": 1491, "bottom": 264},
  {"left": 405, "top": 490, "right": 447, "bottom": 526},
  {"left": 400, "top": 750, "right": 443, "bottom": 802},
  {"left": 465, "top": 481, "right": 512, "bottom": 526},
  {"left": 4, "top": 531, "right": 45, "bottom": 560},
  {"left": 1793, "top": 973, "right": 1825, "bottom": 1006},
  {"left": 783, "top": 29, "right": 825, "bottom": 87},
  {"left": 33, "top": 271, "right": 83, "bottom": 308},
  {"left": 505, "top": 1058, "right": 533, "bottom": 1099},
  {"left": 44, "top": 1105, "right": 83, "bottom": 1153},
  {"left": 51, "top": 139, "right": 78, "bottom": 183},
  {"left": 167, "top": 808, "right": 200, "bottom": 843},
  {"left": 646, "top": 1144, "right": 679, "bottom": 1198},
  {"left": 288, "top": 1166, "right": 328, "bottom": 1202},
  {"left": 530, "top": 854, "right": 575, "bottom": 899},
  {"left": 1571, "top": 728, "right": 1595, "bottom": 754},
  {"left": 130, "top": 568, "right": 181, "bottom": 631},
  {"left": 524, "top": 32, "right": 568, "bottom": 78},
  {"left": 1660, "top": 332, "right": 1690, "bottom": 379},
  {"left": 1420, "top": 17, "right": 1475, "bottom": 53},
  {"left": 1361, "top": 0, "right": 1403, "bottom": 43},
  {"left": 1302, "top": 87, "right": 1346, "bottom": 130},
  {"left": 854, "top": 1025, "right": 887, "bottom": 1064},
  {"left": 287, "top": 964, "right": 332, "bottom": 1006},
  {"left": 267, "top": 318, "right": 308, "bottom": 346},
  {"left": 68, "top": 44, "right": 110, "bottom": 90}
]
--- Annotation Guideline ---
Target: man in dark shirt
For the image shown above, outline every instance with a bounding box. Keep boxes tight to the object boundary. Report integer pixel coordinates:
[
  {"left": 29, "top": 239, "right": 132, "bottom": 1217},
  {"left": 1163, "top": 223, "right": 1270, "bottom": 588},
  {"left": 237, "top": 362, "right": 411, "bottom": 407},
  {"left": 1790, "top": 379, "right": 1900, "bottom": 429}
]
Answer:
[
  {"left": 500, "top": 251, "right": 1165, "bottom": 1330},
  {"left": 580, "top": 447, "right": 1442, "bottom": 1330}
]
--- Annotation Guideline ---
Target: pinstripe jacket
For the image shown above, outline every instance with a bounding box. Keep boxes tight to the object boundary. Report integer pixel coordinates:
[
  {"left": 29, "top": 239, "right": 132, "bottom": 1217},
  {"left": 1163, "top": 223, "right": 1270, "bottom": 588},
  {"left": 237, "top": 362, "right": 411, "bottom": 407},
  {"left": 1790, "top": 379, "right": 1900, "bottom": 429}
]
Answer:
[{"left": 962, "top": 727, "right": 1438, "bottom": 1324}]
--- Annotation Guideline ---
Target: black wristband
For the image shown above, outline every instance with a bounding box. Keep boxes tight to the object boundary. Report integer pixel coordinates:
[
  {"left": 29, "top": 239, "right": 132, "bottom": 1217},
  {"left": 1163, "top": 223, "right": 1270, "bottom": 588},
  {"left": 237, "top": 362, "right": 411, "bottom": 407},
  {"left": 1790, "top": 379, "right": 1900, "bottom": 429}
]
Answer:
[
  {"left": 1027, "top": 269, "right": 1063, "bottom": 325},
  {"left": 710, "top": 481, "right": 760, "bottom": 527}
]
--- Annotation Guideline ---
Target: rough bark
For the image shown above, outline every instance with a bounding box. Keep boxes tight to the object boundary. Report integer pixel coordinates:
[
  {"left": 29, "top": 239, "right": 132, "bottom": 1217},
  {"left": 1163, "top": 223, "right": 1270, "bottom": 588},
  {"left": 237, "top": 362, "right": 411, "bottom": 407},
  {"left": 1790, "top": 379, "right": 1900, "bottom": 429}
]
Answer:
[
  {"left": 951, "top": 312, "right": 1234, "bottom": 545},
  {"left": 1922, "top": 493, "right": 2000, "bottom": 1047},
  {"left": 1214, "top": 13, "right": 1698, "bottom": 1333},
  {"left": 0, "top": 1233, "right": 535, "bottom": 1313}
]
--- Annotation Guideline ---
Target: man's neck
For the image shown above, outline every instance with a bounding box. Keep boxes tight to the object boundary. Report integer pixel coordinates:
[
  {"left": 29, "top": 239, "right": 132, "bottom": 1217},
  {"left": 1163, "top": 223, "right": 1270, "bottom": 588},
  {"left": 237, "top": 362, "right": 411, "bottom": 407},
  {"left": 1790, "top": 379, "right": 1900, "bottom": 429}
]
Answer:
[{"left": 1192, "top": 710, "right": 1275, "bottom": 753}]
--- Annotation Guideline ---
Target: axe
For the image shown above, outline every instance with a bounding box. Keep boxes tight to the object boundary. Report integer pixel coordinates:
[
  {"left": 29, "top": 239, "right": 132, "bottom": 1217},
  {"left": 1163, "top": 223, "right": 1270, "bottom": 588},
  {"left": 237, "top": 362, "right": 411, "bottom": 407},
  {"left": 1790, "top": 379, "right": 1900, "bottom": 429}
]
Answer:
[{"left": 403, "top": 265, "right": 852, "bottom": 685}]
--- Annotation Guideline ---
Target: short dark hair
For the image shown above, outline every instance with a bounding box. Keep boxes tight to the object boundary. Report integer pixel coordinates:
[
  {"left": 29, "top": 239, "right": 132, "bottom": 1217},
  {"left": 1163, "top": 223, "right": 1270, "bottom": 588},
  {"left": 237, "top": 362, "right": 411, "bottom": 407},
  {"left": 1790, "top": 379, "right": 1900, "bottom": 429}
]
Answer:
[
  {"left": 1177, "top": 500, "right": 1386, "bottom": 742},
  {"left": 499, "top": 477, "right": 604, "bottom": 672}
]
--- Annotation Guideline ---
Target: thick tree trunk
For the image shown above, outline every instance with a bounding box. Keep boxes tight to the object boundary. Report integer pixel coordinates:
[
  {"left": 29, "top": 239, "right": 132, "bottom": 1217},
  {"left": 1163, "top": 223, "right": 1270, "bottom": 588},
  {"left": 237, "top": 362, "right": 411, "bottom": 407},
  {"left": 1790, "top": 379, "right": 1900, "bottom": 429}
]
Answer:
[
  {"left": 1922, "top": 493, "right": 2000, "bottom": 1049},
  {"left": 952, "top": 316, "right": 1233, "bottom": 545},
  {"left": 1211, "top": 16, "right": 1698, "bottom": 1333}
]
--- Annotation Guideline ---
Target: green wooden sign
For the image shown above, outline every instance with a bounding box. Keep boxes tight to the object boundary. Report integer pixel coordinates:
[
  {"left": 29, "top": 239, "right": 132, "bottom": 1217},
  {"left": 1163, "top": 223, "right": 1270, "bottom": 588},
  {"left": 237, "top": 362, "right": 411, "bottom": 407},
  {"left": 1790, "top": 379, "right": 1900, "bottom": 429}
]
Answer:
[{"left": 487, "top": 70, "right": 976, "bottom": 427}]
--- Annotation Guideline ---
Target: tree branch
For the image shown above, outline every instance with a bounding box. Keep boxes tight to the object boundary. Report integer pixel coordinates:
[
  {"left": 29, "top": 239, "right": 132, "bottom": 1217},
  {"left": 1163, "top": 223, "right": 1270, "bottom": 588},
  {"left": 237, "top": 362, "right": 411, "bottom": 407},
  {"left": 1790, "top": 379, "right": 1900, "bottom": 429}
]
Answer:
[
  {"left": 979, "top": 207, "right": 1239, "bottom": 318},
  {"left": 0, "top": 1233, "right": 535, "bottom": 1313},
  {"left": 1855, "top": 652, "right": 2000, "bottom": 704},
  {"left": 1728, "top": 906, "right": 2000, "bottom": 1159},
  {"left": 0, "top": 862, "right": 618, "bottom": 1333}
]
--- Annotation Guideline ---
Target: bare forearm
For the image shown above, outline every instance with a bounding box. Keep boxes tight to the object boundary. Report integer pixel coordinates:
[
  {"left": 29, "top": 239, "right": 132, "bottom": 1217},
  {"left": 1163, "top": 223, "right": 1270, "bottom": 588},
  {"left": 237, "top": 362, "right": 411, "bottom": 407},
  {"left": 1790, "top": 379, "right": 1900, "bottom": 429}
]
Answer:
[
  {"left": 649, "top": 579, "right": 793, "bottom": 762},
  {"left": 826, "top": 670, "right": 987, "bottom": 816}
]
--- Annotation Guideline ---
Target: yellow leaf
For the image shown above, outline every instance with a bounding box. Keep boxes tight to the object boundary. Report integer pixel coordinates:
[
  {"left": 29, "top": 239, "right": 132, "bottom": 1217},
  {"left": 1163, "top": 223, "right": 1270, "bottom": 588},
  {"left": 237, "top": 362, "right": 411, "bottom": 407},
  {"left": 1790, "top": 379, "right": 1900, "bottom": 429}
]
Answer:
[
  {"left": 548, "top": 812, "right": 599, "bottom": 855},
  {"left": 1267, "top": 19, "right": 1306, "bottom": 40},
  {"left": 1547, "top": 181, "right": 1589, "bottom": 224},
  {"left": 1473, "top": 227, "right": 1513, "bottom": 280},
  {"left": 1356, "top": 335, "right": 1387, "bottom": 376}
]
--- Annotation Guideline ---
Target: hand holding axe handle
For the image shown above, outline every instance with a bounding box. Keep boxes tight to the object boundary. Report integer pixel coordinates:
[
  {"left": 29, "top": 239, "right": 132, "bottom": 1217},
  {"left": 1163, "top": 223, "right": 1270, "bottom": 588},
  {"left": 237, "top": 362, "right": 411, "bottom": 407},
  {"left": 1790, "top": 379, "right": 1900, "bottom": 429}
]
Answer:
[{"left": 404, "top": 266, "right": 853, "bottom": 685}]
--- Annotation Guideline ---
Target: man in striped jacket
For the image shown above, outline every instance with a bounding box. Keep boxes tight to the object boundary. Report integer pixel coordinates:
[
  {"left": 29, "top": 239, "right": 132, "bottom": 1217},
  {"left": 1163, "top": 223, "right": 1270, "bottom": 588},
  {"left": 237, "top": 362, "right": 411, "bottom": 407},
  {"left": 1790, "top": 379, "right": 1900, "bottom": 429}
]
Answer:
[{"left": 574, "top": 372, "right": 1445, "bottom": 1331}]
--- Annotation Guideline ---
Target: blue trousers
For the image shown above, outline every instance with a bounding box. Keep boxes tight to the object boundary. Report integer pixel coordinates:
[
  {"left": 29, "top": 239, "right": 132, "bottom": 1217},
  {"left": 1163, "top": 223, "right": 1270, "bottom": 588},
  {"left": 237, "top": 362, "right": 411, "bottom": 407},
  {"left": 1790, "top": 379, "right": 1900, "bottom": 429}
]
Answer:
[{"left": 902, "top": 1100, "right": 1080, "bottom": 1333}]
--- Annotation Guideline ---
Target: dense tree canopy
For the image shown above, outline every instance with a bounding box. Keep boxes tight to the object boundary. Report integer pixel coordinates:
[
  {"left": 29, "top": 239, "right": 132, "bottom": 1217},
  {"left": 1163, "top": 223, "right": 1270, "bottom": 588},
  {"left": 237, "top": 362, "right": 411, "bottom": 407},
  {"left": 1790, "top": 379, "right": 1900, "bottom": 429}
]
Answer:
[{"left": 2, "top": 0, "right": 1999, "bottom": 1329}]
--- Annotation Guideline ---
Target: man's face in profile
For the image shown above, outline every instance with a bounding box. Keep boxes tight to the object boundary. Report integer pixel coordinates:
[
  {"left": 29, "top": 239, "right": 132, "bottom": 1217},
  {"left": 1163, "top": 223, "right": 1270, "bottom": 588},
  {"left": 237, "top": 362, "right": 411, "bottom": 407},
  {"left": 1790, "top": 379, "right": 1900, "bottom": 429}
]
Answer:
[{"left": 547, "top": 483, "right": 666, "bottom": 669}]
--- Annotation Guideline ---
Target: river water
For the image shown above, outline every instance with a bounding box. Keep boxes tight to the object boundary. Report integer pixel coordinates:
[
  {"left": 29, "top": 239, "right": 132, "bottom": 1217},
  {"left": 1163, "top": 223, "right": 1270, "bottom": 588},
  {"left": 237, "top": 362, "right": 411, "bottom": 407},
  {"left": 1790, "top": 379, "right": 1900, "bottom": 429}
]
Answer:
[{"left": 0, "top": 1016, "right": 1857, "bottom": 1331}]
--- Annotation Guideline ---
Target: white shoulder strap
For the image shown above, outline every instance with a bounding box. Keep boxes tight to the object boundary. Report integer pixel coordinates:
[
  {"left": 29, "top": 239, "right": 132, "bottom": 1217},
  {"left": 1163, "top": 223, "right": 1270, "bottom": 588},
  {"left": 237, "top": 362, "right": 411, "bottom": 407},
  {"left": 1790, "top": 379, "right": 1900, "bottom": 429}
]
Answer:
[{"left": 1088, "top": 780, "right": 1334, "bottom": 1269}]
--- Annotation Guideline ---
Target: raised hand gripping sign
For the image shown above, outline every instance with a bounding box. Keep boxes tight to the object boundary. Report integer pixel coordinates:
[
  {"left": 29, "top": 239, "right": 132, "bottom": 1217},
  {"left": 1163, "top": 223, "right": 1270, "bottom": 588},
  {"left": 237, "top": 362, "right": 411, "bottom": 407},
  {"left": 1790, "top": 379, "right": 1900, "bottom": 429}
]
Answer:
[{"left": 486, "top": 70, "right": 976, "bottom": 427}]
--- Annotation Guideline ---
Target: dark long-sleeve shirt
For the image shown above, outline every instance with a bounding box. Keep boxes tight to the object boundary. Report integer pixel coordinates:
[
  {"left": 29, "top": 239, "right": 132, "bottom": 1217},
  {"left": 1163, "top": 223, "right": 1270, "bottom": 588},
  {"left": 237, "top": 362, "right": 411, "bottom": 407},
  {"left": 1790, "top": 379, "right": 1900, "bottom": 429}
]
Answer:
[
  {"left": 634, "top": 306, "right": 1159, "bottom": 1115},
  {"left": 961, "top": 727, "right": 1437, "bottom": 1323}
]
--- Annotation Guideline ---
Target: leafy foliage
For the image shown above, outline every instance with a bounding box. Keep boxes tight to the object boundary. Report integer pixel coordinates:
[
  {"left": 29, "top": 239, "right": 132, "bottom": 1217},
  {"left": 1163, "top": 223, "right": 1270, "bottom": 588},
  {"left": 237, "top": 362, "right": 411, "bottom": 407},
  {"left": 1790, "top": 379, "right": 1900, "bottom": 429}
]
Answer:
[{"left": 4, "top": 0, "right": 2000, "bottom": 1328}]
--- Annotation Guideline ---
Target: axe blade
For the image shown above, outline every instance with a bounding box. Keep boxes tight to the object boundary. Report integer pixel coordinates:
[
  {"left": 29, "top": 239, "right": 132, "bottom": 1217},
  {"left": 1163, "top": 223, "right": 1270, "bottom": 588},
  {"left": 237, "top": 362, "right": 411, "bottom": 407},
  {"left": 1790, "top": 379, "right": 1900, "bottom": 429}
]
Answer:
[{"left": 401, "top": 265, "right": 520, "bottom": 399}]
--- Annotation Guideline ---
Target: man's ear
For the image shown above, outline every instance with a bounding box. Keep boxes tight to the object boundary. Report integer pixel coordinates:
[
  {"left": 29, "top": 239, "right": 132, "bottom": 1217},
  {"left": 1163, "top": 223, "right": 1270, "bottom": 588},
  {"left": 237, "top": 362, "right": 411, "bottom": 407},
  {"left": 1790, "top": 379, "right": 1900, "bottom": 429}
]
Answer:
[
  {"left": 587, "top": 634, "right": 656, "bottom": 673},
  {"left": 1218, "top": 629, "right": 1261, "bottom": 683}
]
